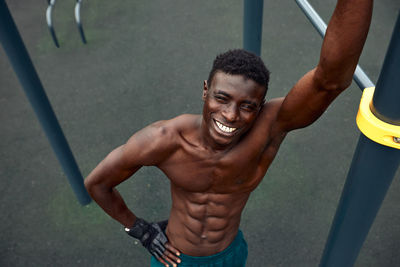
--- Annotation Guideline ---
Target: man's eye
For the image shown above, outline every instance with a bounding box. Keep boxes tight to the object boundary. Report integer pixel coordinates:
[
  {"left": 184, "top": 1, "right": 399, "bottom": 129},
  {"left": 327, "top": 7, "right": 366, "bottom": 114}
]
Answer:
[
  {"left": 240, "top": 105, "right": 256, "bottom": 112},
  {"left": 215, "top": 96, "right": 227, "bottom": 102}
]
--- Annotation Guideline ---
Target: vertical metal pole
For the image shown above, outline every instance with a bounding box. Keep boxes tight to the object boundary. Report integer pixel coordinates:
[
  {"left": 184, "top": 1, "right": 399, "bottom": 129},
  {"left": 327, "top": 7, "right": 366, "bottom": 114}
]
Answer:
[
  {"left": 243, "top": 0, "right": 264, "bottom": 56},
  {"left": 320, "top": 12, "right": 400, "bottom": 267},
  {"left": 371, "top": 14, "right": 400, "bottom": 125},
  {"left": 0, "top": 0, "right": 91, "bottom": 205}
]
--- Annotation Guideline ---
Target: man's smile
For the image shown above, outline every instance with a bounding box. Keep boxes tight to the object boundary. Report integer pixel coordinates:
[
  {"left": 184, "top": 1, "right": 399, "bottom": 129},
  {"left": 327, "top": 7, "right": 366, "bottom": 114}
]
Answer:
[{"left": 214, "top": 119, "right": 238, "bottom": 134}]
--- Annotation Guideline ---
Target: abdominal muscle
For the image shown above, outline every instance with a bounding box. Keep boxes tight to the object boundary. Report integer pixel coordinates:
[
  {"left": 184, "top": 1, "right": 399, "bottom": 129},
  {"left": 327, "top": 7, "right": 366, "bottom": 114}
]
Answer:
[{"left": 165, "top": 183, "right": 250, "bottom": 256}]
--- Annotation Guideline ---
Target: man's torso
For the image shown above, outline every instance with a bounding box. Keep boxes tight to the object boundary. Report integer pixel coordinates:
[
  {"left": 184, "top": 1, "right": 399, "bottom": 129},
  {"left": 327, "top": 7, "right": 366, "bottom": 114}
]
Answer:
[{"left": 151, "top": 99, "right": 286, "bottom": 256}]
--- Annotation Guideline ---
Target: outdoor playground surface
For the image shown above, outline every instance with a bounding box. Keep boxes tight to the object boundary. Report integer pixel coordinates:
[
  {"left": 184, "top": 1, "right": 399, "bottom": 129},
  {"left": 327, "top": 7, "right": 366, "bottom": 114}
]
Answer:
[{"left": 1, "top": 0, "right": 399, "bottom": 266}]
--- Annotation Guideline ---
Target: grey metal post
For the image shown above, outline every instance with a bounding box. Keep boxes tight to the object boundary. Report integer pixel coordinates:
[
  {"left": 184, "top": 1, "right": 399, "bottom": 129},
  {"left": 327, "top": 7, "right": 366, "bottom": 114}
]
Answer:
[
  {"left": 0, "top": 0, "right": 91, "bottom": 205},
  {"left": 319, "top": 12, "right": 400, "bottom": 267},
  {"left": 243, "top": 0, "right": 264, "bottom": 56}
]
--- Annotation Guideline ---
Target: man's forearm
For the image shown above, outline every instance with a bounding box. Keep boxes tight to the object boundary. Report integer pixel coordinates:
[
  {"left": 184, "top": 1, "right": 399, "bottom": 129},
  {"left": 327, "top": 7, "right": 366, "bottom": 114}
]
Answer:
[
  {"left": 317, "top": 0, "right": 373, "bottom": 89},
  {"left": 87, "top": 184, "right": 136, "bottom": 227}
]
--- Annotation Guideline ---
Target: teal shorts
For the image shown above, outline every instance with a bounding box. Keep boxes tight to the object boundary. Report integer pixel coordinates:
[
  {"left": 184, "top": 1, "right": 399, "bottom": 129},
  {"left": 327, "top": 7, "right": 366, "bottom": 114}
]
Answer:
[{"left": 150, "top": 230, "right": 247, "bottom": 267}]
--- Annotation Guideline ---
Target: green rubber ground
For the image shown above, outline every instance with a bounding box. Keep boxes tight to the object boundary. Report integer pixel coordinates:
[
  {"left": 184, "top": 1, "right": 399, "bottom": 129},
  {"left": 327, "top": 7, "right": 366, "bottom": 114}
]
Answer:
[{"left": 1, "top": 0, "right": 399, "bottom": 266}]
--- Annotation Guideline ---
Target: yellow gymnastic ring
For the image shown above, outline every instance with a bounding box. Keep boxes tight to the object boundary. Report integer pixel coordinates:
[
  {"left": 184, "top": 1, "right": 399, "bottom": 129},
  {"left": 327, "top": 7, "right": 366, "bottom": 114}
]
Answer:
[{"left": 356, "top": 87, "right": 400, "bottom": 149}]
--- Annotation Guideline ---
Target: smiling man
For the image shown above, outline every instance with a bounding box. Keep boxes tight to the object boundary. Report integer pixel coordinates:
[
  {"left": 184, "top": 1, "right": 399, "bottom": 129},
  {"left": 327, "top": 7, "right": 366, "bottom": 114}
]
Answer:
[{"left": 84, "top": 0, "right": 373, "bottom": 266}]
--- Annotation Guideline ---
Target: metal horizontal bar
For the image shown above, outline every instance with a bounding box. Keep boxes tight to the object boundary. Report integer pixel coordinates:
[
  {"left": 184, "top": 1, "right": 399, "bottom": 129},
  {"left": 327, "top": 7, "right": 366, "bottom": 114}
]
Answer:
[{"left": 0, "top": 0, "right": 91, "bottom": 205}]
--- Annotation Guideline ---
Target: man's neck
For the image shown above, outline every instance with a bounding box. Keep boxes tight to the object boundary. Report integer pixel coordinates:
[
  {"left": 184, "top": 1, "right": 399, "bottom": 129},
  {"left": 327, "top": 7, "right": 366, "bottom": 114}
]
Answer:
[{"left": 198, "top": 117, "right": 238, "bottom": 153}]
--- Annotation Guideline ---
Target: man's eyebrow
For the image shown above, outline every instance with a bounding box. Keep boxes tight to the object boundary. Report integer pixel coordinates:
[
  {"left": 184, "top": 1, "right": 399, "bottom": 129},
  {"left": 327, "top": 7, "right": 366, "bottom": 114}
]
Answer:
[
  {"left": 214, "top": 90, "right": 231, "bottom": 97},
  {"left": 214, "top": 90, "right": 259, "bottom": 106}
]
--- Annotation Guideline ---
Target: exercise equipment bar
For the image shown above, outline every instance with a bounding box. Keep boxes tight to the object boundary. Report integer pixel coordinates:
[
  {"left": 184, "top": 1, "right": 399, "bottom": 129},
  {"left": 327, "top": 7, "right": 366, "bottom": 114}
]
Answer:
[
  {"left": 320, "top": 12, "right": 400, "bottom": 267},
  {"left": 46, "top": 0, "right": 87, "bottom": 47},
  {"left": 243, "top": 0, "right": 264, "bottom": 56},
  {"left": 0, "top": 0, "right": 91, "bottom": 205}
]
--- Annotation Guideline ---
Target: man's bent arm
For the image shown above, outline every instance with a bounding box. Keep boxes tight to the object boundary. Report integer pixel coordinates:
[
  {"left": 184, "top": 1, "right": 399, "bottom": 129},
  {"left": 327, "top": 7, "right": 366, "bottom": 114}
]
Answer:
[
  {"left": 275, "top": 0, "right": 373, "bottom": 132},
  {"left": 85, "top": 122, "right": 182, "bottom": 266},
  {"left": 84, "top": 121, "right": 178, "bottom": 225},
  {"left": 84, "top": 145, "right": 140, "bottom": 227}
]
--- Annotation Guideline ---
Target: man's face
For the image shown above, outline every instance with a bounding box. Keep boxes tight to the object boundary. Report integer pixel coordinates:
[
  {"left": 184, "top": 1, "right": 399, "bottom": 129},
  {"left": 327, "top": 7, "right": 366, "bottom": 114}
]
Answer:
[{"left": 202, "top": 72, "right": 266, "bottom": 149}]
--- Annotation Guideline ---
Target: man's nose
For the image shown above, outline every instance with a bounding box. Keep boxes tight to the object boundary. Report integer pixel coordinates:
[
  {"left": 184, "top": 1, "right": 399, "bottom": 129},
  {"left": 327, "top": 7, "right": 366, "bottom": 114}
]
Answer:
[{"left": 222, "top": 104, "right": 239, "bottom": 122}]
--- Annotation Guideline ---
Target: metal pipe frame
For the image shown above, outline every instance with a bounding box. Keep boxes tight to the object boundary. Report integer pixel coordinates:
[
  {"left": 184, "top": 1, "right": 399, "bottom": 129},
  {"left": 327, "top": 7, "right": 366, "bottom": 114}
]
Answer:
[
  {"left": 46, "top": 0, "right": 59, "bottom": 47},
  {"left": 75, "top": 0, "right": 87, "bottom": 44},
  {"left": 46, "top": 0, "right": 87, "bottom": 47},
  {"left": 0, "top": 0, "right": 91, "bottom": 205},
  {"left": 243, "top": 0, "right": 264, "bottom": 56},
  {"left": 319, "top": 12, "right": 400, "bottom": 267}
]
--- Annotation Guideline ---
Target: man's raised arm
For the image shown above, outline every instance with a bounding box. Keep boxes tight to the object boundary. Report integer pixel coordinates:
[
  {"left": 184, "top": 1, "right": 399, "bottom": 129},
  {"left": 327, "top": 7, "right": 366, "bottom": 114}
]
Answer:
[{"left": 275, "top": 0, "right": 373, "bottom": 132}]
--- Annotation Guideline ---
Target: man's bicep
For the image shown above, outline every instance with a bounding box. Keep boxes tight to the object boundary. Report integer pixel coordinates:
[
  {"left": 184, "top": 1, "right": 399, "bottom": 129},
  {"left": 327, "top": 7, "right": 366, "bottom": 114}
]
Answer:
[
  {"left": 90, "top": 123, "right": 174, "bottom": 188},
  {"left": 275, "top": 68, "right": 341, "bottom": 132},
  {"left": 84, "top": 144, "right": 141, "bottom": 190}
]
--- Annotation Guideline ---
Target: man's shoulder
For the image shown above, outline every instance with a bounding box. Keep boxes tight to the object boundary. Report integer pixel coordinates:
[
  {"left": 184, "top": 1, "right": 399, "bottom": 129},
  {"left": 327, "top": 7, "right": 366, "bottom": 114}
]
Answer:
[
  {"left": 123, "top": 115, "right": 199, "bottom": 166},
  {"left": 256, "top": 97, "right": 284, "bottom": 126},
  {"left": 263, "top": 97, "right": 284, "bottom": 113},
  {"left": 170, "top": 114, "right": 201, "bottom": 128},
  {"left": 145, "top": 114, "right": 200, "bottom": 139}
]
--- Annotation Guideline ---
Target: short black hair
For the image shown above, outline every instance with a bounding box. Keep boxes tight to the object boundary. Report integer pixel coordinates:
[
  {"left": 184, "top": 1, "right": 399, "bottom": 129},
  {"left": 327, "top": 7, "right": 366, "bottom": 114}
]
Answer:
[{"left": 207, "top": 49, "right": 270, "bottom": 97}]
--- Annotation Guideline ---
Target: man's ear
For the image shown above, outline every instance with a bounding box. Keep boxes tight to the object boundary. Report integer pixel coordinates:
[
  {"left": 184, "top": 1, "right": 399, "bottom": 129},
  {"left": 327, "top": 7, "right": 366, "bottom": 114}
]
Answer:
[{"left": 202, "top": 80, "right": 208, "bottom": 100}]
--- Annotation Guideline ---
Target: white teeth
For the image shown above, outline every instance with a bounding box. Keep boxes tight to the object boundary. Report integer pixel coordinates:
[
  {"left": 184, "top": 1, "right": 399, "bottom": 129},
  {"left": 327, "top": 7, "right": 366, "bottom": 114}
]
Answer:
[{"left": 215, "top": 121, "right": 237, "bottom": 133}]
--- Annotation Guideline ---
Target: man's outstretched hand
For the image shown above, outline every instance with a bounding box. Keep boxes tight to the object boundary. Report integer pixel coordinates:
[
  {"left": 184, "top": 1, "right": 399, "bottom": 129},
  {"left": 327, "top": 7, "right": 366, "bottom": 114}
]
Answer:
[{"left": 125, "top": 218, "right": 181, "bottom": 267}]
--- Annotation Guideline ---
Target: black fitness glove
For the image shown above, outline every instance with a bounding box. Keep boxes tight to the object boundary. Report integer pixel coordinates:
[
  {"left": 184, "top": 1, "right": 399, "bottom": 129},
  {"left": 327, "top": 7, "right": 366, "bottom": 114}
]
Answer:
[
  {"left": 125, "top": 218, "right": 169, "bottom": 259},
  {"left": 156, "top": 219, "right": 168, "bottom": 232}
]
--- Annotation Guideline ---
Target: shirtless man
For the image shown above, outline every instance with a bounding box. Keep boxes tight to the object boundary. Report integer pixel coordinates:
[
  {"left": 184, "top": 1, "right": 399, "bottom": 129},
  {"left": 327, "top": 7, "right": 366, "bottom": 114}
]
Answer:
[{"left": 84, "top": 0, "right": 373, "bottom": 266}]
